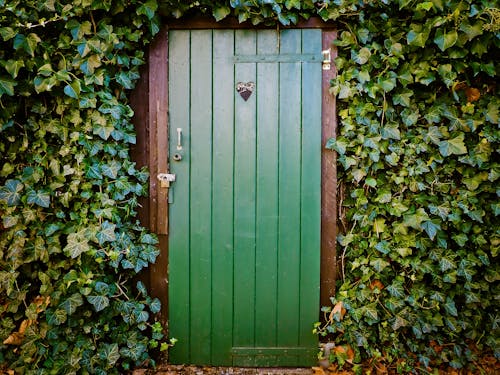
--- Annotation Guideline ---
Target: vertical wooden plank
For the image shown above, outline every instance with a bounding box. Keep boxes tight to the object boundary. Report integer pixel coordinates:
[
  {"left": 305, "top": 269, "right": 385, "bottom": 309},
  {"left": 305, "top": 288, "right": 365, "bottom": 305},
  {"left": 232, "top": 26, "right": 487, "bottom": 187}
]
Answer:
[
  {"left": 321, "top": 30, "right": 338, "bottom": 308},
  {"left": 233, "top": 29, "right": 257, "bottom": 367},
  {"left": 254, "top": 29, "right": 279, "bottom": 367},
  {"left": 276, "top": 29, "right": 302, "bottom": 366},
  {"left": 130, "top": 62, "right": 150, "bottom": 229},
  {"left": 168, "top": 29, "right": 191, "bottom": 364},
  {"left": 147, "top": 27, "right": 169, "bottom": 327},
  {"left": 211, "top": 29, "right": 235, "bottom": 366},
  {"left": 299, "top": 28, "right": 322, "bottom": 365},
  {"left": 189, "top": 29, "right": 213, "bottom": 364}
]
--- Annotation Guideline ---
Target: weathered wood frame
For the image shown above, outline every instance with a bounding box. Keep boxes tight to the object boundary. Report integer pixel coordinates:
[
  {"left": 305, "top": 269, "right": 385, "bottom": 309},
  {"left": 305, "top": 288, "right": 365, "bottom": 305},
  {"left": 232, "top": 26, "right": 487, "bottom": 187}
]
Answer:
[{"left": 130, "top": 17, "right": 337, "bottom": 327}]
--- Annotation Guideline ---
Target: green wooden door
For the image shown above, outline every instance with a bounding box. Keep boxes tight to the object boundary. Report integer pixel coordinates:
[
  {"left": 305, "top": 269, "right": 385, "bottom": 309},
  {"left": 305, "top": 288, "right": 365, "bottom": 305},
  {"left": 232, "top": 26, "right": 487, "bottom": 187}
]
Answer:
[{"left": 168, "top": 28, "right": 322, "bottom": 367}]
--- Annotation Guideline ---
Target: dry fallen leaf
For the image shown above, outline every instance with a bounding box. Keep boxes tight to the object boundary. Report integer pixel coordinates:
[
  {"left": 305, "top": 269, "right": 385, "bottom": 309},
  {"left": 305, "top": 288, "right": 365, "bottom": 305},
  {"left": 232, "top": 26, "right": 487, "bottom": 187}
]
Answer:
[
  {"left": 329, "top": 301, "right": 347, "bottom": 322},
  {"left": 3, "top": 332, "right": 23, "bottom": 346},
  {"left": 465, "top": 87, "right": 480, "bottom": 102},
  {"left": 369, "top": 280, "right": 385, "bottom": 291},
  {"left": 312, "top": 366, "right": 326, "bottom": 375}
]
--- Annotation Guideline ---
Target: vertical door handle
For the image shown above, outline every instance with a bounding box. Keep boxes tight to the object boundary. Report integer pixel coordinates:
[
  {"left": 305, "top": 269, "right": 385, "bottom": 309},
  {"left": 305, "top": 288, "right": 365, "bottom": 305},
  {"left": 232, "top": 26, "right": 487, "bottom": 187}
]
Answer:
[{"left": 176, "top": 128, "right": 183, "bottom": 150}]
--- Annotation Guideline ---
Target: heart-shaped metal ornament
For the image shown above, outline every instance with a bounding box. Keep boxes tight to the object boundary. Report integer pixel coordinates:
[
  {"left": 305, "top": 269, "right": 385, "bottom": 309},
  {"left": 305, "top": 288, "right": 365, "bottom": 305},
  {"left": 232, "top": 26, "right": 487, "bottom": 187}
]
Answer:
[{"left": 236, "top": 82, "right": 255, "bottom": 101}]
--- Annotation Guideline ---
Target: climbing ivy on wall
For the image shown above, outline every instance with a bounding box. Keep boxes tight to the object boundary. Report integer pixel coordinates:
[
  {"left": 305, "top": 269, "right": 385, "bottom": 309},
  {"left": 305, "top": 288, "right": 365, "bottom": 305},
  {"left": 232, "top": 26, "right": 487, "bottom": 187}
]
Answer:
[{"left": 0, "top": 0, "right": 498, "bottom": 373}]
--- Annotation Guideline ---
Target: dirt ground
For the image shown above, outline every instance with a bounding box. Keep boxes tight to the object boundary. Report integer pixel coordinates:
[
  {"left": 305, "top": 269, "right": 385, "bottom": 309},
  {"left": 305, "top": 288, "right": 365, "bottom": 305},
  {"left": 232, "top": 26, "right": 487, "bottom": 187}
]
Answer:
[
  {"left": 137, "top": 365, "right": 313, "bottom": 375},
  {"left": 135, "top": 361, "right": 500, "bottom": 375}
]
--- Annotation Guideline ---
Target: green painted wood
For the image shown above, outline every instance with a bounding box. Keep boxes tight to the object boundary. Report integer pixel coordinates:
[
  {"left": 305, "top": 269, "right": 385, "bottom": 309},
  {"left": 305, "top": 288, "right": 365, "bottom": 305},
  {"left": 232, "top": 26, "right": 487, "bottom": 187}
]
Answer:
[
  {"left": 299, "top": 29, "right": 322, "bottom": 365},
  {"left": 276, "top": 29, "right": 303, "bottom": 367},
  {"left": 211, "top": 29, "right": 235, "bottom": 365},
  {"left": 168, "top": 28, "right": 322, "bottom": 367},
  {"left": 234, "top": 53, "right": 322, "bottom": 63},
  {"left": 189, "top": 30, "right": 213, "bottom": 364},
  {"left": 167, "top": 29, "right": 191, "bottom": 364},
  {"left": 254, "top": 29, "right": 279, "bottom": 367},
  {"left": 232, "top": 29, "right": 257, "bottom": 367}
]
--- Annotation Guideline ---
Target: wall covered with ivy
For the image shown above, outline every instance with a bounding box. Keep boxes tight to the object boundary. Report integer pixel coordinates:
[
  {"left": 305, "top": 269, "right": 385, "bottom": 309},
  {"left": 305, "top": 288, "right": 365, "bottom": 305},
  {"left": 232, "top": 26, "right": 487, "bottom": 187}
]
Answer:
[{"left": 0, "top": 0, "right": 498, "bottom": 374}]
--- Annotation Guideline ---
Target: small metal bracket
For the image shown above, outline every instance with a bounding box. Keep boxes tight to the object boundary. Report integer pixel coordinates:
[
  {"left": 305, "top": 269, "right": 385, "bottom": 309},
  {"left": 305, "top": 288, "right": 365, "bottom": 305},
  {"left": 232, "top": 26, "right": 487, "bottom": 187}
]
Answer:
[
  {"left": 157, "top": 173, "right": 176, "bottom": 188},
  {"left": 322, "top": 49, "right": 331, "bottom": 70}
]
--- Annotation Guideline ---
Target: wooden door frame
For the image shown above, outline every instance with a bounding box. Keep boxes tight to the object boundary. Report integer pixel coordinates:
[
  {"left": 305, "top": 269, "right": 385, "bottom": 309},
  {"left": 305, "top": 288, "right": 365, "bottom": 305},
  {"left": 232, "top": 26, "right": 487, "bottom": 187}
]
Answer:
[{"left": 130, "top": 17, "right": 338, "bottom": 328}]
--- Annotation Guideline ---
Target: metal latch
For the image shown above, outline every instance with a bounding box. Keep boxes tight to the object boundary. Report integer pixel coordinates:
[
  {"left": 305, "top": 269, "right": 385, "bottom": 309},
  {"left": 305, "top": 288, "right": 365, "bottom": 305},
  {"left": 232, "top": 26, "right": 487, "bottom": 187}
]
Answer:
[
  {"left": 322, "top": 49, "right": 331, "bottom": 70},
  {"left": 157, "top": 173, "right": 176, "bottom": 188}
]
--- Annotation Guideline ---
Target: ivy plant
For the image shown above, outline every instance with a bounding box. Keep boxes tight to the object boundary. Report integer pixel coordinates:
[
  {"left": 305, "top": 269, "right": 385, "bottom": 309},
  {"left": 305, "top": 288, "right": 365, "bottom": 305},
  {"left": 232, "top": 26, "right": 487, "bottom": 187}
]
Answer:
[{"left": 0, "top": 0, "right": 498, "bottom": 374}]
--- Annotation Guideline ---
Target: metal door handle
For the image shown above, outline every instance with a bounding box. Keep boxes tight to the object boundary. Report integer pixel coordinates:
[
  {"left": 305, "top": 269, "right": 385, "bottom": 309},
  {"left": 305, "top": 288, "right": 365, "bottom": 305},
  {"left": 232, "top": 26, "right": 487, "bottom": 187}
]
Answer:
[{"left": 176, "top": 128, "right": 183, "bottom": 150}]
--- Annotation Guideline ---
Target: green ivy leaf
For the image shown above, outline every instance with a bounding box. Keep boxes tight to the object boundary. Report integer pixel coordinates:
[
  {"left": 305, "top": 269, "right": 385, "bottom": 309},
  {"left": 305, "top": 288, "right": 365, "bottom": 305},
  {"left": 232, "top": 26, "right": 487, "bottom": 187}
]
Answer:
[
  {"left": 213, "top": 5, "right": 231, "bottom": 21},
  {"left": 439, "top": 134, "right": 467, "bottom": 156},
  {"left": 137, "top": 0, "right": 158, "bottom": 20},
  {"left": 443, "top": 297, "right": 458, "bottom": 316},
  {"left": 100, "top": 343, "right": 120, "bottom": 366},
  {"left": 47, "top": 308, "right": 67, "bottom": 326},
  {"left": 353, "top": 47, "right": 371, "bottom": 65},
  {"left": 64, "top": 80, "right": 81, "bottom": 99},
  {"left": 27, "top": 189, "right": 51, "bottom": 208},
  {"left": 64, "top": 231, "right": 90, "bottom": 258},
  {"left": 0, "top": 26, "right": 16, "bottom": 41},
  {"left": 421, "top": 220, "right": 440, "bottom": 240},
  {"left": 0, "top": 179, "right": 23, "bottom": 206},
  {"left": 150, "top": 298, "right": 161, "bottom": 314},
  {"left": 97, "top": 221, "right": 116, "bottom": 244},
  {"left": 4, "top": 59, "right": 24, "bottom": 79},
  {"left": 101, "top": 160, "right": 122, "bottom": 179},
  {"left": 407, "top": 27, "right": 430, "bottom": 47},
  {"left": 87, "top": 295, "right": 110, "bottom": 312},
  {"left": 433, "top": 29, "right": 458, "bottom": 51},
  {"left": 0, "top": 76, "right": 16, "bottom": 96},
  {"left": 60, "top": 293, "right": 84, "bottom": 315}
]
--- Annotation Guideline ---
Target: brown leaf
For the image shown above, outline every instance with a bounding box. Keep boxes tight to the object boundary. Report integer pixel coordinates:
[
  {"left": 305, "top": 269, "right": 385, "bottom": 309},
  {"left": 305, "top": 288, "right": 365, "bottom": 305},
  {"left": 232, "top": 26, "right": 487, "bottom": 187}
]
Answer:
[
  {"left": 33, "top": 295, "right": 50, "bottom": 313},
  {"left": 329, "top": 301, "right": 347, "bottom": 322},
  {"left": 369, "top": 279, "right": 385, "bottom": 291},
  {"left": 3, "top": 332, "right": 23, "bottom": 346},
  {"left": 312, "top": 366, "right": 326, "bottom": 375},
  {"left": 18, "top": 320, "right": 34, "bottom": 335},
  {"left": 465, "top": 87, "right": 480, "bottom": 102}
]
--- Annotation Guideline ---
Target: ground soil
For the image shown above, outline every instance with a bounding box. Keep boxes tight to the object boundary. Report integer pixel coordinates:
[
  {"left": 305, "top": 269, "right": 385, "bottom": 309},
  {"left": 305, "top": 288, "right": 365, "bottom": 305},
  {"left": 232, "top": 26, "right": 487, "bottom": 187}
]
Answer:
[{"left": 135, "top": 359, "right": 500, "bottom": 375}]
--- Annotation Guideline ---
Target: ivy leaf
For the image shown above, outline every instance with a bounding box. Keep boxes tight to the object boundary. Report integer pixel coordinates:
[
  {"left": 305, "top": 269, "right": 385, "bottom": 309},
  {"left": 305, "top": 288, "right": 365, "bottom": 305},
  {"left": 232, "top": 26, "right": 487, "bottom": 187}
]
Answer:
[
  {"left": 443, "top": 297, "right": 458, "bottom": 316},
  {"left": 353, "top": 47, "right": 371, "bottom": 65},
  {"left": 64, "top": 232, "right": 90, "bottom": 258},
  {"left": 403, "top": 208, "right": 430, "bottom": 229},
  {"left": 60, "top": 293, "right": 84, "bottom": 315},
  {"left": 421, "top": 220, "right": 440, "bottom": 240},
  {"left": 150, "top": 298, "right": 161, "bottom": 314},
  {"left": 100, "top": 343, "right": 120, "bottom": 366},
  {"left": 213, "top": 5, "right": 231, "bottom": 21},
  {"left": 439, "top": 134, "right": 467, "bottom": 156},
  {"left": 325, "top": 137, "right": 348, "bottom": 155},
  {"left": 87, "top": 295, "right": 110, "bottom": 312},
  {"left": 0, "top": 179, "right": 23, "bottom": 206},
  {"left": 137, "top": 0, "right": 158, "bottom": 20},
  {"left": 459, "top": 21, "right": 483, "bottom": 41},
  {"left": 64, "top": 80, "right": 81, "bottom": 99},
  {"left": 433, "top": 29, "right": 458, "bottom": 51},
  {"left": 387, "top": 282, "right": 405, "bottom": 298},
  {"left": 47, "top": 308, "right": 67, "bottom": 326},
  {"left": 27, "top": 189, "right": 51, "bottom": 208},
  {"left": 370, "top": 258, "right": 390, "bottom": 272},
  {"left": 13, "top": 33, "right": 41, "bottom": 56},
  {"left": 424, "top": 126, "right": 442, "bottom": 145},
  {"left": 0, "top": 76, "right": 16, "bottom": 96},
  {"left": 101, "top": 160, "right": 122, "bottom": 179},
  {"left": 407, "top": 27, "right": 430, "bottom": 47},
  {"left": 381, "top": 124, "right": 401, "bottom": 140},
  {"left": 97, "top": 221, "right": 116, "bottom": 244},
  {"left": 0, "top": 27, "right": 16, "bottom": 41}
]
